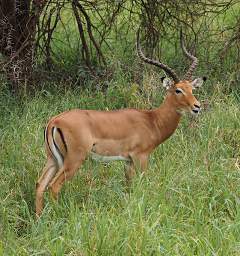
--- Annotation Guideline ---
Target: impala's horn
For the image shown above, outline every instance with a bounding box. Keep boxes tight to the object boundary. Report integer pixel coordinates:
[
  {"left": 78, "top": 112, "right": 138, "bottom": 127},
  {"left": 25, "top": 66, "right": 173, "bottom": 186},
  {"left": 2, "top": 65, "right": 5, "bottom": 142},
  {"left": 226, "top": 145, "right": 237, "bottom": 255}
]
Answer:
[
  {"left": 136, "top": 28, "right": 180, "bottom": 83},
  {"left": 180, "top": 29, "right": 198, "bottom": 81}
]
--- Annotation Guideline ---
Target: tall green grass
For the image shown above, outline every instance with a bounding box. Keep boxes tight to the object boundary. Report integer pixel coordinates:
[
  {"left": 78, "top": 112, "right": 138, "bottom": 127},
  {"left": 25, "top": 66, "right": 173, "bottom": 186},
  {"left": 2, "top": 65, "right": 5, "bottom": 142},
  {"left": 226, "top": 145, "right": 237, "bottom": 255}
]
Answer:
[{"left": 0, "top": 74, "right": 239, "bottom": 255}]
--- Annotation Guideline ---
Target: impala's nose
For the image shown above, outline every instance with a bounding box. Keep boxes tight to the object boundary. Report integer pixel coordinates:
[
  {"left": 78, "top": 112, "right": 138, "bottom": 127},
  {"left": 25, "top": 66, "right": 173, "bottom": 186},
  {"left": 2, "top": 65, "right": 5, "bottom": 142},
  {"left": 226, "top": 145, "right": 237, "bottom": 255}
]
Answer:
[{"left": 192, "top": 103, "right": 201, "bottom": 114}]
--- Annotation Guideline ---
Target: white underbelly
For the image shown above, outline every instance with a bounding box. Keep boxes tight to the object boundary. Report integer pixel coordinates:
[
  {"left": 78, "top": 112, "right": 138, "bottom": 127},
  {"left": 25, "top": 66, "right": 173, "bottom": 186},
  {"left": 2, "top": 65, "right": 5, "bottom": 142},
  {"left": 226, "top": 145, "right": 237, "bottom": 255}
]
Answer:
[{"left": 90, "top": 152, "right": 130, "bottom": 162}]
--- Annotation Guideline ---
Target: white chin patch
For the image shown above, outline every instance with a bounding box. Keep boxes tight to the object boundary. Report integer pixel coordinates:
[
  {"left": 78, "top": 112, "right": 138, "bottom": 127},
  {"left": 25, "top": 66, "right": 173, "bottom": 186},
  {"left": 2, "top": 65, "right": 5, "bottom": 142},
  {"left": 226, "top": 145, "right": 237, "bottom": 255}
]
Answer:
[{"left": 90, "top": 152, "right": 130, "bottom": 162}]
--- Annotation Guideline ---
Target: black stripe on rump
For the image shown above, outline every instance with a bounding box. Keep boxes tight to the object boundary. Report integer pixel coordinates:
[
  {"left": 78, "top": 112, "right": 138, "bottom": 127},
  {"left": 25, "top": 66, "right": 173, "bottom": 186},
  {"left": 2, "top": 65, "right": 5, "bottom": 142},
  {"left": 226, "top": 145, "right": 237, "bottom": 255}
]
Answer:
[
  {"left": 52, "top": 127, "right": 64, "bottom": 163},
  {"left": 45, "top": 126, "right": 55, "bottom": 160},
  {"left": 57, "top": 127, "right": 68, "bottom": 152}
]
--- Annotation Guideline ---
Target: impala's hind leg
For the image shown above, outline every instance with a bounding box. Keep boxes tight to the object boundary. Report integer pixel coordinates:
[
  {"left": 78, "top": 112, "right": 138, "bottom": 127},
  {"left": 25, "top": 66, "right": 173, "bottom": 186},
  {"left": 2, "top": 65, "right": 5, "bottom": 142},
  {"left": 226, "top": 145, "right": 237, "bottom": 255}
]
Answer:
[
  {"left": 36, "top": 157, "right": 58, "bottom": 216},
  {"left": 49, "top": 153, "right": 86, "bottom": 200}
]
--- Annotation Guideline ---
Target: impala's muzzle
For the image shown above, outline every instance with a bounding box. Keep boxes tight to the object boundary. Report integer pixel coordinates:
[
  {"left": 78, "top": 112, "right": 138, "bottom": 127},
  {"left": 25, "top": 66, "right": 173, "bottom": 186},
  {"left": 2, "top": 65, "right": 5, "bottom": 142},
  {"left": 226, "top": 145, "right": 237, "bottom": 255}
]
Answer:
[{"left": 191, "top": 103, "right": 201, "bottom": 115}]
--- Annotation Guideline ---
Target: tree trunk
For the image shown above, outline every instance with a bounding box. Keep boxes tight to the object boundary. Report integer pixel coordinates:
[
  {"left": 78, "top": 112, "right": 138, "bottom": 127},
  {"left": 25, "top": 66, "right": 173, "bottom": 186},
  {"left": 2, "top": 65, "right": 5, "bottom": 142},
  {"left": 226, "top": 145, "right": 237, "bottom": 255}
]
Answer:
[{"left": 0, "top": 0, "right": 45, "bottom": 92}]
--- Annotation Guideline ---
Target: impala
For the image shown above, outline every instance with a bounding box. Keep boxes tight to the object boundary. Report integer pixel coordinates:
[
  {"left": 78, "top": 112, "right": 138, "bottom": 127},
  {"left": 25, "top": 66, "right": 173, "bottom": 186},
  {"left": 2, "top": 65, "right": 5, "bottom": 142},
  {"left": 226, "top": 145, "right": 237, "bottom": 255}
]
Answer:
[{"left": 36, "top": 29, "right": 206, "bottom": 216}]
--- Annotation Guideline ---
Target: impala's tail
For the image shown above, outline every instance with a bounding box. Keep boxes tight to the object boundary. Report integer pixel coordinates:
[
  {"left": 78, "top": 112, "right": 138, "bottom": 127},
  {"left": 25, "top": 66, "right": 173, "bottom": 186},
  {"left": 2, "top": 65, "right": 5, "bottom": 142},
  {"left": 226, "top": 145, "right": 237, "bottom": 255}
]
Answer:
[{"left": 45, "top": 125, "right": 68, "bottom": 169}]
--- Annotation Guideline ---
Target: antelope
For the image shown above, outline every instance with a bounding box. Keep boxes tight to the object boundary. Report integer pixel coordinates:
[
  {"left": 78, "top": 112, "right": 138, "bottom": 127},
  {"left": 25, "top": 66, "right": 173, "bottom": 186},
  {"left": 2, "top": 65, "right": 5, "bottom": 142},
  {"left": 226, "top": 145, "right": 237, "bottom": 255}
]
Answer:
[{"left": 36, "top": 29, "right": 206, "bottom": 216}]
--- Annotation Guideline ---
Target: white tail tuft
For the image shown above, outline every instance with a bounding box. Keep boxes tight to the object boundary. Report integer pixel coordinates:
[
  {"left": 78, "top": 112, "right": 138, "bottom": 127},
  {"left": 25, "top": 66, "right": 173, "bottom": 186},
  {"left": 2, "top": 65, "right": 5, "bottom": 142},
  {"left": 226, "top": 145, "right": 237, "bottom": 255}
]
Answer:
[{"left": 52, "top": 127, "right": 64, "bottom": 168}]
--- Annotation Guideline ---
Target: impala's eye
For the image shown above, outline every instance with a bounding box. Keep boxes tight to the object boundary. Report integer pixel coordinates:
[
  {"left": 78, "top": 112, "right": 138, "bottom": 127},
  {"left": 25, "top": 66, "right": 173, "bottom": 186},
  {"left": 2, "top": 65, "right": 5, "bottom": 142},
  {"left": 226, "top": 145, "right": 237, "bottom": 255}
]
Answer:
[{"left": 175, "top": 89, "right": 183, "bottom": 94}]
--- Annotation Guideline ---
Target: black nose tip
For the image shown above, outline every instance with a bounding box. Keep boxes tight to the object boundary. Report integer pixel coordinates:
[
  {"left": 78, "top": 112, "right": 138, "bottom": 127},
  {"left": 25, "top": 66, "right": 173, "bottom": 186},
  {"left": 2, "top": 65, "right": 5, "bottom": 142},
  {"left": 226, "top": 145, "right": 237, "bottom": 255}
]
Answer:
[{"left": 194, "top": 104, "right": 200, "bottom": 109}]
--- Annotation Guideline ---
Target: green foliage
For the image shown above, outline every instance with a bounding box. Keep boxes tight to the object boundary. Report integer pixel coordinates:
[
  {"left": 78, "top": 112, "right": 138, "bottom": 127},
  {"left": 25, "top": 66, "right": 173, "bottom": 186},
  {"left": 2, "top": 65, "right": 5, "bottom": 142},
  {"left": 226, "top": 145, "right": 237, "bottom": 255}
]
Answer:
[{"left": 0, "top": 75, "right": 239, "bottom": 255}]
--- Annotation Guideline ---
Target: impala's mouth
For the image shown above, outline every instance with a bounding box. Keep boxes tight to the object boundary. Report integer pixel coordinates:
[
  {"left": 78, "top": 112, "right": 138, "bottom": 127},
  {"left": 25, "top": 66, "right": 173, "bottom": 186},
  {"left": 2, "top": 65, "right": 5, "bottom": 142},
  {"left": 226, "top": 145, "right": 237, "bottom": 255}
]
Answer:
[
  {"left": 192, "top": 109, "right": 199, "bottom": 114},
  {"left": 191, "top": 103, "right": 201, "bottom": 115},
  {"left": 191, "top": 107, "right": 201, "bottom": 115}
]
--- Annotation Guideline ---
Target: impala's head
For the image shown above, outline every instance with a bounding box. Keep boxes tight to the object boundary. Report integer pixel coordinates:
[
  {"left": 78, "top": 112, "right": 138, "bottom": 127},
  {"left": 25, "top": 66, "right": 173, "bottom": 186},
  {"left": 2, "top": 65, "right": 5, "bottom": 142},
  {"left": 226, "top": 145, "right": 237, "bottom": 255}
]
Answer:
[
  {"left": 136, "top": 28, "right": 207, "bottom": 115},
  {"left": 161, "top": 77, "right": 206, "bottom": 115}
]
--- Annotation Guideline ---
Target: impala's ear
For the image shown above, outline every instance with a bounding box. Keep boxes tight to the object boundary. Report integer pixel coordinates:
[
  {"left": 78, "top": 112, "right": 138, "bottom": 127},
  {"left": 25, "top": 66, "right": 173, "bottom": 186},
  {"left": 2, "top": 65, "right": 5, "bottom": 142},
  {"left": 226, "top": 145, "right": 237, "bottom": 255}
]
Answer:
[
  {"left": 161, "top": 77, "right": 174, "bottom": 90},
  {"left": 191, "top": 77, "right": 207, "bottom": 89}
]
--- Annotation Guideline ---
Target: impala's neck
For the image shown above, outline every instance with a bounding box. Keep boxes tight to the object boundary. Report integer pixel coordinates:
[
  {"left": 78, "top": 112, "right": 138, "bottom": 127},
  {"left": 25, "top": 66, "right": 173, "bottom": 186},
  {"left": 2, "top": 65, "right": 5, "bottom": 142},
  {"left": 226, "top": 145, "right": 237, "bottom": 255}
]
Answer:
[{"left": 153, "top": 93, "right": 181, "bottom": 144}]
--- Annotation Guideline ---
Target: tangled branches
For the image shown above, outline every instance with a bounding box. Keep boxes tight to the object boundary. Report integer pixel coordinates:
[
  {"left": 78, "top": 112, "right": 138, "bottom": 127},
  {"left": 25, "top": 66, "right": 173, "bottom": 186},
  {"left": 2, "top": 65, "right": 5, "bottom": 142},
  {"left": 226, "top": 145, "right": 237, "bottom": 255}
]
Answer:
[{"left": 0, "top": 0, "right": 239, "bottom": 91}]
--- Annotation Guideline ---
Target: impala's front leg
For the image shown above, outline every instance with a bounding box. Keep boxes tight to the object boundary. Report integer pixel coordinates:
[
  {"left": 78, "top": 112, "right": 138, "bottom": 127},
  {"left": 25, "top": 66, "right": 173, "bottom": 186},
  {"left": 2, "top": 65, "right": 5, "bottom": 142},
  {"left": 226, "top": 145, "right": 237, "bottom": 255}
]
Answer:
[
  {"left": 125, "top": 153, "right": 149, "bottom": 185},
  {"left": 132, "top": 153, "right": 149, "bottom": 172},
  {"left": 125, "top": 162, "right": 136, "bottom": 186}
]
